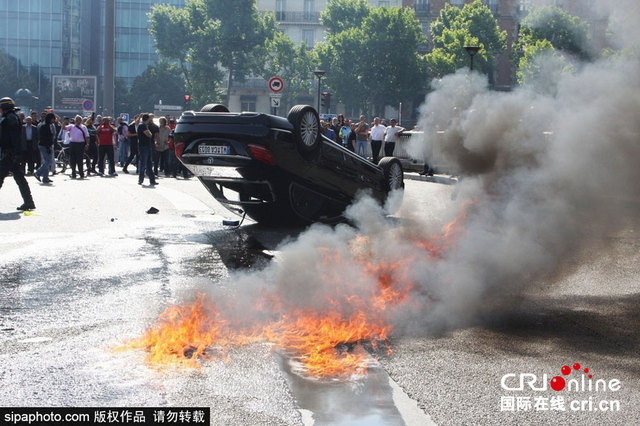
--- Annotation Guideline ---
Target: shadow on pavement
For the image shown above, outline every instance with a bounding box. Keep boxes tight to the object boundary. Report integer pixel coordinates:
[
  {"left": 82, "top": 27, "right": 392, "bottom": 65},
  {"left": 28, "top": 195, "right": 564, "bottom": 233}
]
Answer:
[
  {"left": 478, "top": 293, "right": 640, "bottom": 366},
  {"left": 0, "top": 212, "right": 23, "bottom": 221}
]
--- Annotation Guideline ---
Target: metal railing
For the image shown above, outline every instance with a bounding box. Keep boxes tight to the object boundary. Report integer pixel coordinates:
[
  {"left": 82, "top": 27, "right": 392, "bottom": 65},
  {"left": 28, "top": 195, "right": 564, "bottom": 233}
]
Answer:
[{"left": 275, "top": 11, "right": 321, "bottom": 24}]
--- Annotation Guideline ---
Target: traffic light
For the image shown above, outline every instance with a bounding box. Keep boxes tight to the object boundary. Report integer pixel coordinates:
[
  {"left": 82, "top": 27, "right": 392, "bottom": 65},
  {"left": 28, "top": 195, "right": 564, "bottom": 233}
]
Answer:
[
  {"left": 184, "top": 94, "right": 191, "bottom": 110},
  {"left": 321, "top": 92, "right": 331, "bottom": 113}
]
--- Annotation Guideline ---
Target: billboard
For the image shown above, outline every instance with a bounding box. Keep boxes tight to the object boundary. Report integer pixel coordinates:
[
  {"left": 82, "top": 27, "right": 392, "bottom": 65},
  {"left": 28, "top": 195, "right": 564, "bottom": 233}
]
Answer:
[{"left": 52, "top": 75, "right": 97, "bottom": 116}]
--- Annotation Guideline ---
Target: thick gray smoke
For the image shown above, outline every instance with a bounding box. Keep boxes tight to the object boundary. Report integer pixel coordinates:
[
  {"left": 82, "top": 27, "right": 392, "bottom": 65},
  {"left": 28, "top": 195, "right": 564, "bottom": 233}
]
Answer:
[
  {"left": 207, "top": 2, "right": 639, "bottom": 337},
  {"left": 398, "top": 2, "right": 640, "bottom": 329}
]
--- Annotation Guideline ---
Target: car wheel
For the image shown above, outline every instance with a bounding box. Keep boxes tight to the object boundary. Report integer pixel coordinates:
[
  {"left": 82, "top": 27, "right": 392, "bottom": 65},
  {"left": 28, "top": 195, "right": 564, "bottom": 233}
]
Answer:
[
  {"left": 200, "top": 104, "right": 230, "bottom": 113},
  {"left": 287, "top": 105, "right": 320, "bottom": 154},
  {"left": 378, "top": 157, "right": 404, "bottom": 192}
]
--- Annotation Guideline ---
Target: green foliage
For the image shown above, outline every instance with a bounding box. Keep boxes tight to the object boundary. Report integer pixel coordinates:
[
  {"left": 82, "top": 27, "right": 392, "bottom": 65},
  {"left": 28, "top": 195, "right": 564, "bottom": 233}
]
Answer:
[
  {"left": 260, "top": 31, "right": 318, "bottom": 108},
  {"left": 513, "top": 5, "right": 589, "bottom": 89},
  {"left": 516, "top": 38, "right": 574, "bottom": 90},
  {"left": 149, "top": 0, "right": 276, "bottom": 108},
  {"left": 127, "top": 61, "right": 187, "bottom": 113},
  {"left": 0, "top": 49, "right": 50, "bottom": 107},
  {"left": 317, "top": 3, "right": 426, "bottom": 115},
  {"left": 321, "top": 0, "right": 370, "bottom": 36},
  {"left": 517, "top": 6, "right": 590, "bottom": 60},
  {"left": 426, "top": 0, "right": 507, "bottom": 79}
]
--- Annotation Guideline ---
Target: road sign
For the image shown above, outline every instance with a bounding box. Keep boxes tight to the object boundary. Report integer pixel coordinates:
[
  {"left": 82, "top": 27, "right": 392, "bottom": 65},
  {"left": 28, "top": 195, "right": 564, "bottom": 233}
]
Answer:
[
  {"left": 268, "top": 76, "right": 284, "bottom": 93},
  {"left": 82, "top": 99, "right": 94, "bottom": 111},
  {"left": 270, "top": 96, "right": 281, "bottom": 108}
]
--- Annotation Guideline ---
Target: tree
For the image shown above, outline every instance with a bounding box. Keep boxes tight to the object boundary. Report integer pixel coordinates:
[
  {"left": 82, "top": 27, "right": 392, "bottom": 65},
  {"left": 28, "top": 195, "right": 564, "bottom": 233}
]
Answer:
[
  {"left": 320, "top": 0, "right": 370, "bottom": 36},
  {"left": 516, "top": 39, "right": 574, "bottom": 92},
  {"left": 516, "top": 6, "right": 590, "bottom": 61},
  {"left": 149, "top": 0, "right": 276, "bottom": 108},
  {"left": 316, "top": 28, "right": 370, "bottom": 114},
  {"left": 0, "top": 49, "right": 47, "bottom": 108},
  {"left": 127, "top": 61, "right": 186, "bottom": 113},
  {"left": 316, "top": 2, "right": 426, "bottom": 116},
  {"left": 260, "top": 31, "right": 318, "bottom": 110},
  {"left": 360, "top": 7, "right": 426, "bottom": 115},
  {"left": 114, "top": 78, "right": 131, "bottom": 115},
  {"left": 426, "top": 0, "right": 507, "bottom": 79}
]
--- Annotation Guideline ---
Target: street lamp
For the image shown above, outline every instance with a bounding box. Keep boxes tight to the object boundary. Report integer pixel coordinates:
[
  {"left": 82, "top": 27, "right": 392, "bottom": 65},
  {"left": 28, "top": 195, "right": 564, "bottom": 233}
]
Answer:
[
  {"left": 464, "top": 45, "right": 480, "bottom": 71},
  {"left": 313, "top": 69, "right": 325, "bottom": 113}
]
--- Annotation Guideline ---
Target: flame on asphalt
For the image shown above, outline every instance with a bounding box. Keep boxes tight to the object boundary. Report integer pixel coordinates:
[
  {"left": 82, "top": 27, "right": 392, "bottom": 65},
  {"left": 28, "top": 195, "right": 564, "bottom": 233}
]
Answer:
[{"left": 123, "top": 204, "right": 472, "bottom": 379}]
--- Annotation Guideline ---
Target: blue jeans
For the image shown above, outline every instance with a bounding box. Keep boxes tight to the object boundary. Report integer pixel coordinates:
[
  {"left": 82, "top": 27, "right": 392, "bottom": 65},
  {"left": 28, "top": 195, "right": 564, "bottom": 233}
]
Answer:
[
  {"left": 356, "top": 140, "right": 368, "bottom": 157},
  {"left": 138, "top": 144, "right": 155, "bottom": 184},
  {"left": 118, "top": 139, "right": 130, "bottom": 165},
  {"left": 36, "top": 146, "right": 54, "bottom": 180}
]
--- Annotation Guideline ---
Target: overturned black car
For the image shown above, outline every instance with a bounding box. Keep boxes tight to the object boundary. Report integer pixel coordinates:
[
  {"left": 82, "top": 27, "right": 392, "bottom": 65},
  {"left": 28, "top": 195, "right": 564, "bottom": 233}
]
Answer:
[{"left": 174, "top": 104, "right": 404, "bottom": 225}]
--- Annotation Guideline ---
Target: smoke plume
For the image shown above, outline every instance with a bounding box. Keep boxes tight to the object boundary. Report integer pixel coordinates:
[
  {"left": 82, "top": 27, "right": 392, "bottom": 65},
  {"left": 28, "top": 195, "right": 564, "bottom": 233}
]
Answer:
[
  {"left": 217, "top": 2, "right": 640, "bottom": 336},
  {"left": 141, "top": 3, "right": 640, "bottom": 362},
  {"left": 399, "top": 2, "right": 640, "bottom": 329}
]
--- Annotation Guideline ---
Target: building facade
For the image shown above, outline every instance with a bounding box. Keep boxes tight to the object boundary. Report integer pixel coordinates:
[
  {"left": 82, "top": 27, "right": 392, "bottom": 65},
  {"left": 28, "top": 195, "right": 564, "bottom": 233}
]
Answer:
[
  {"left": 0, "top": 0, "right": 184, "bottom": 110},
  {"left": 231, "top": 0, "right": 404, "bottom": 112}
]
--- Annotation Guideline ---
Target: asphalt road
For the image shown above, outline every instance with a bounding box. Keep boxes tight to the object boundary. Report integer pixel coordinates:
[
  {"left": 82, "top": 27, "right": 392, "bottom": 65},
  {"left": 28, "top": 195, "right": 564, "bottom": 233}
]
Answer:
[{"left": 0, "top": 169, "right": 637, "bottom": 425}]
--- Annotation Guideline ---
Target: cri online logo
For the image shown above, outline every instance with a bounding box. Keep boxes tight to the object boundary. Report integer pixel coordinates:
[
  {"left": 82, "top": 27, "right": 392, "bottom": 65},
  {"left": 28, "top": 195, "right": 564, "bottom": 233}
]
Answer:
[
  {"left": 550, "top": 363, "right": 590, "bottom": 391},
  {"left": 501, "top": 363, "right": 622, "bottom": 392}
]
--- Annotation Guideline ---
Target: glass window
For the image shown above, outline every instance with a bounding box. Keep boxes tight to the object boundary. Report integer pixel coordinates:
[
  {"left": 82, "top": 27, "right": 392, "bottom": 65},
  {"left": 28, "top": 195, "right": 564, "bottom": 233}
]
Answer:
[
  {"left": 30, "top": 20, "right": 40, "bottom": 39},
  {"left": 302, "top": 29, "right": 314, "bottom": 48},
  {"left": 415, "top": 0, "right": 429, "bottom": 13},
  {"left": 8, "top": 45, "right": 18, "bottom": 61},
  {"left": 304, "top": 0, "right": 314, "bottom": 20},
  {"left": 483, "top": 0, "right": 498, "bottom": 13},
  {"left": 51, "top": 19, "right": 61, "bottom": 41},
  {"left": 40, "top": 20, "right": 52, "bottom": 39},
  {"left": 276, "top": 0, "right": 286, "bottom": 21},
  {"left": 8, "top": 16, "right": 17, "bottom": 38},
  {"left": 30, "top": 0, "right": 40, "bottom": 12},
  {"left": 451, "top": 0, "right": 465, "bottom": 7},
  {"left": 52, "top": 0, "right": 61, "bottom": 9},
  {"left": 378, "top": 1, "right": 390, "bottom": 7},
  {"left": 17, "top": 49, "right": 28, "bottom": 67},
  {"left": 18, "top": 1, "right": 27, "bottom": 12},
  {"left": 51, "top": 47, "right": 61, "bottom": 68},
  {"left": 241, "top": 100, "right": 256, "bottom": 112},
  {"left": 40, "top": 47, "right": 51, "bottom": 68},
  {"left": 18, "top": 20, "right": 28, "bottom": 39}
]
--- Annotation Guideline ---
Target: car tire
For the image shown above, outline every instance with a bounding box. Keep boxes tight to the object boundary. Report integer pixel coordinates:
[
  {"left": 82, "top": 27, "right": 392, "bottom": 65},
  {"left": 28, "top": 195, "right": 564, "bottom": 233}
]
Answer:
[
  {"left": 200, "top": 104, "right": 230, "bottom": 113},
  {"left": 287, "top": 105, "right": 320, "bottom": 154},
  {"left": 378, "top": 157, "right": 404, "bottom": 192}
]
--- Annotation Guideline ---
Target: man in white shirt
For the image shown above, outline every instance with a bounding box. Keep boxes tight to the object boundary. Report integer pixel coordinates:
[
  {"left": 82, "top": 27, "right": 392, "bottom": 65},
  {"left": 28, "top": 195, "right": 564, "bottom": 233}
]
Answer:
[
  {"left": 369, "top": 117, "right": 386, "bottom": 164},
  {"left": 383, "top": 118, "right": 405, "bottom": 157},
  {"left": 65, "top": 115, "right": 89, "bottom": 179}
]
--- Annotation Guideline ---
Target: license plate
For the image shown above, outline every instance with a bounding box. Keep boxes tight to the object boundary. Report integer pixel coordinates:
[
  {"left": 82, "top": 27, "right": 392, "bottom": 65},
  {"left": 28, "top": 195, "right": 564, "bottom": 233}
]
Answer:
[{"left": 198, "top": 144, "right": 230, "bottom": 155}]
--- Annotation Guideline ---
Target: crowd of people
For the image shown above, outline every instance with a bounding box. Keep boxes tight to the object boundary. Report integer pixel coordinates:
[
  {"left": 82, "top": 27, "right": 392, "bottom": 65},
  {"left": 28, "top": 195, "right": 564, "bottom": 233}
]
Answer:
[
  {"left": 1, "top": 97, "right": 433, "bottom": 212},
  {"left": 319, "top": 114, "right": 408, "bottom": 164},
  {"left": 0, "top": 96, "right": 186, "bottom": 211}
]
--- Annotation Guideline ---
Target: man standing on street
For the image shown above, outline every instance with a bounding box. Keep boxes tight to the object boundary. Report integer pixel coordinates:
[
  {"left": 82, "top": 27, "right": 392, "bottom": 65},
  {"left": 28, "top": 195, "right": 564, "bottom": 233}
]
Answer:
[
  {"left": 0, "top": 97, "right": 36, "bottom": 211},
  {"left": 22, "top": 116, "right": 39, "bottom": 175},
  {"left": 383, "top": 118, "right": 405, "bottom": 157},
  {"left": 35, "top": 112, "right": 57, "bottom": 184},
  {"left": 355, "top": 115, "right": 370, "bottom": 158},
  {"left": 136, "top": 114, "right": 157, "bottom": 186},
  {"left": 65, "top": 115, "right": 89, "bottom": 179},
  {"left": 369, "top": 116, "right": 386, "bottom": 164}
]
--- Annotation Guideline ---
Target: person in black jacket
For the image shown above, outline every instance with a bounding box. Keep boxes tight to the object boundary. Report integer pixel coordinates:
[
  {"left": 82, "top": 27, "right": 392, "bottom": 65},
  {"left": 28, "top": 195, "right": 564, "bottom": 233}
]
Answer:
[
  {"left": 35, "top": 112, "right": 57, "bottom": 184},
  {"left": 22, "top": 116, "right": 39, "bottom": 174},
  {"left": 0, "top": 97, "right": 36, "bottom": 210}
]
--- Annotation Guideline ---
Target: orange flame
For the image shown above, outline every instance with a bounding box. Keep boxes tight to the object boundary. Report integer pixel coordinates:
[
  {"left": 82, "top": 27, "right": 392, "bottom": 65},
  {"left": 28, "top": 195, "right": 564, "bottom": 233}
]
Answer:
[{"left": 123, "top": 203, "right": 473, "bottom": 378}]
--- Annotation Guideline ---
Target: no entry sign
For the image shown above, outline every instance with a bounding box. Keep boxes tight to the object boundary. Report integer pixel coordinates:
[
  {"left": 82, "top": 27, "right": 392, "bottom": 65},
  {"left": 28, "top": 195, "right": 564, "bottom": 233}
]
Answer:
[{"left": 268, "top": 76, "right": 284, "bottom": 93}]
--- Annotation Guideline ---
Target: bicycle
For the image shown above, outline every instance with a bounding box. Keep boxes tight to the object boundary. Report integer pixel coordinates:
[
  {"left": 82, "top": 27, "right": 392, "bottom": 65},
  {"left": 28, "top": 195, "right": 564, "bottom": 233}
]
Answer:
[
  {"left": 55, "top": 145, "right": 70, "bottom": 173},
  {"left": 55, "top": 145, "right": 93, "bottom": 174}
]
